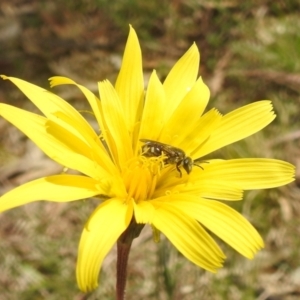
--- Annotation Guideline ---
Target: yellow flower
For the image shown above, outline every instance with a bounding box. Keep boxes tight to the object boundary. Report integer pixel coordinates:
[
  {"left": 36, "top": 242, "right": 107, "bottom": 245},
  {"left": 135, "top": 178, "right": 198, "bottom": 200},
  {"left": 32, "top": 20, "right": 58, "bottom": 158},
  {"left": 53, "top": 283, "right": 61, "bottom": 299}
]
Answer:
[{"left": 0, "top": 26, "right": 295, "bottom": 292}]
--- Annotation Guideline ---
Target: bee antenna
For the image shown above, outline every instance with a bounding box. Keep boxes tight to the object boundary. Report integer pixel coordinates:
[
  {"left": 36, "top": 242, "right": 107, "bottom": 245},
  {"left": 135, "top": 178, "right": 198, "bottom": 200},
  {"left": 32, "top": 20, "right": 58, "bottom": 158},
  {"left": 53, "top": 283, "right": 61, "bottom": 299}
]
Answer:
[
  {"left": 193, "top": 163, "right": 204, "bottom": 170},
  {"left": 193, "top": 161, "right": 209, "bottom": 170}
]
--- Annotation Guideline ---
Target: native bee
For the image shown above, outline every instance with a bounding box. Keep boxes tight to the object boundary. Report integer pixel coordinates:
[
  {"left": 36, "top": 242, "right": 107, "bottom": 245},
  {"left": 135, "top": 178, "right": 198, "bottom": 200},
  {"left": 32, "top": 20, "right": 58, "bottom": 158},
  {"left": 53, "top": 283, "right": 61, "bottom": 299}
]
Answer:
[{"left": 140, "top": 139, "right": 203, "bottom": 177}]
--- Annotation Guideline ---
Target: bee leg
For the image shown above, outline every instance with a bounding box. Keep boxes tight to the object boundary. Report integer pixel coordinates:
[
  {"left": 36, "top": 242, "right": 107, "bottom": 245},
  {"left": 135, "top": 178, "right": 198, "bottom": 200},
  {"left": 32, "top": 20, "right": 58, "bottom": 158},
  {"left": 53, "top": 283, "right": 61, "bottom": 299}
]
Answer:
[{"left": 176, "top": 162, "right": 182, "bottom": 178}]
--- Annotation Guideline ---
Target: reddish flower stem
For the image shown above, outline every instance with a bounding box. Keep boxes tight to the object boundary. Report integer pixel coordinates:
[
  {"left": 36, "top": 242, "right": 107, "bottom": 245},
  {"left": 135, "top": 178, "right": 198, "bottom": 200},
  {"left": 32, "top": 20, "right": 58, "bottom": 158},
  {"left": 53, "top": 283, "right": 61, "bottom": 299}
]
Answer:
[
  {"left": 116, "top": 218, "right": 144, "bottom": 300},
  {"left": 116, "top": 239, "right": 131, "bottom": 300}
]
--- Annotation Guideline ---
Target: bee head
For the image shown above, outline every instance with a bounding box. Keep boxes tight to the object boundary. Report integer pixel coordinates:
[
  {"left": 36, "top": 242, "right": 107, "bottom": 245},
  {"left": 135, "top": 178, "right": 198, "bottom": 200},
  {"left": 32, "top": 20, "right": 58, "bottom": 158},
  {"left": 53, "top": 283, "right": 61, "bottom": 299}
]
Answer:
[{"left": 182, "top": 157, "right": 193, "bottom": 174}]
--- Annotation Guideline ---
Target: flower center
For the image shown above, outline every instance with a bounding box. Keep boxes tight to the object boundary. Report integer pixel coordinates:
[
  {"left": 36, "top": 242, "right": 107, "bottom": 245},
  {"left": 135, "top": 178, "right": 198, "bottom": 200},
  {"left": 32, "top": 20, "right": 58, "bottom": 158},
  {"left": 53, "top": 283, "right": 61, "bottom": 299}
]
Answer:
[{"left": 122, "top": 156, "right": 163, "bottom": 202}]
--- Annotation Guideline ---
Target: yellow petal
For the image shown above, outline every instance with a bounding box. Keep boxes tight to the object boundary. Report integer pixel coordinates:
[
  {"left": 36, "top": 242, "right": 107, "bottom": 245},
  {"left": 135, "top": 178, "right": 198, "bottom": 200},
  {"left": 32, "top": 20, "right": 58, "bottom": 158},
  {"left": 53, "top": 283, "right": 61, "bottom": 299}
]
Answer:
[
  {"left": 160, "top": 77, "right": 210, "bottom": 144},
  {"left": 163, "top": 43, "right": 200, "bottom": 122},
  {"left": 183, "top": 108, "right": 222, "bottom": 154},
  {"left": 195, "top": 101, "right": 276, "bottom": 157},
  {"left": 115, "top": 26, "right": 144, "bottom": 136},
  {"left": 49, "top": 76, "right": 104, "bottom": 143},
  {"left": 0, "top": 104, "right": 109, "bottom": 179},
  {"left": 151, "top": 201, "right": 225, "bottom": 272},
  {"left": 198, "top": 200, "right": 264, "bottom": 258},
  {"left": 0, "top": 104, "right": 58, "bottom": 157},
  {"left": 98, "top": 80, "right": 133, "bottom": 167},
  {"left": 182, "top": 180, "right": 243, "bottom": 201},
  {"left": 0, "top": 175, "right": 102, "bottom": 212},
  {"left": 133, "top": 200, "right": 155, "bottom": 224},
  {"left": 2, "top": 76, "right": 113, "bottom": 165},
  {"left": 46, "top": 118, "right": 119, "bottom": 179},
  {"left": 140, "top": 70, "right": 165, "bottom": 141},
  {"left": 1, "top": 76, "right": 78, "bottom": 118},
  {"left": 77, "top": 199, "right": 133, "bottom": 292},
  {"left": 167, "top": 196, "right": 264, "bottom": 258},
  {"left": 172, "top": 195, "right": 264, "bottom": 259},
  {"left": 49, "top": 77, "right": 122, "bottom": 175},
  {"left": 1, "top": 76, "right": 100, "bottom": 144},
  {"left": 192, "top": 158, "right": 295, "bottom": 189}
]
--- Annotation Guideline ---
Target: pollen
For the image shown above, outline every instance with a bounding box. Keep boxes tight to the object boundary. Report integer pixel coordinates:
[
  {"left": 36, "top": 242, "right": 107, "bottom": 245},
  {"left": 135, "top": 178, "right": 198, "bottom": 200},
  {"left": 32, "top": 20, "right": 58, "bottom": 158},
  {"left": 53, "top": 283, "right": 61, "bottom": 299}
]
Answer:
[{"left": 122, "top": 156, "right": 164, "bottom": 202}]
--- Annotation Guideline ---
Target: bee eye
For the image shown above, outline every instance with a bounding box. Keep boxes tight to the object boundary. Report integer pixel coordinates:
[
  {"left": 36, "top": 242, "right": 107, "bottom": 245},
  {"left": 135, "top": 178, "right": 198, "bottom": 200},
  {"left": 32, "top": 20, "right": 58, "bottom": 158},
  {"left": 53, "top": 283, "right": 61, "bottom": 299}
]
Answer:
[{"left": 183, "top": 157, "right": 193, "bottom": 174}]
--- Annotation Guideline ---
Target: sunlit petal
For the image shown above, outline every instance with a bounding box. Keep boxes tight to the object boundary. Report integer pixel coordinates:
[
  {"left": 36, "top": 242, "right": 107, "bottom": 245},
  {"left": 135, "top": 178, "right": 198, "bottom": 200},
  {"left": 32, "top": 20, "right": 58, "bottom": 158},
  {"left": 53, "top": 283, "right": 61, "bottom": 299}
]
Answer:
[
  {"left": 184, "top": 108, "right": 222, "bottom": 154},
  {"left": 160, "top": 77, "right": 210, "bottom": 144},
  {"left": 165, "top": 196, "right": 263, "bottom": 258},
  {"left": 98, "top": 80, "right": 133, "bottom": 167},
  {"left": 152, "top": 201, "right": 225, "bottom": 272},
  {"left": 2, "top": 76, "right": 104, "bottom": 148},
  {"left": 140, "top": 70, "right": 165, "bottom": 141},
  {"left": 133, "top": 200, "right": 155, "bottom": 224},
  {"left": 195, "top": 101, "right": 276, "bottom": 157},
  {"left": 163, "top": 43, "right": 200, "bottom": 122},
  {"left": 190, "top": 159, "right": 295, "bottom": 189},
  {"left": 77, "top": 199, "right": 133, "bottom": 292},
  {"left": 0, "top": 175, "right": 104, "bottom": 212},
  {"left": 0, "top": 104, "right": 115, "bottom": 179},
  {"left": 49, "top": 76, "right": 104, "bottom": 141},
  {"left": 2, "top": 76, "right": 85, "bottom": 120},
  {"left": 181, "top": 181, "right": 243, "bottom": 201},
  {"left": 115, "top": 25, "right": 144, "bottom": 136},
  {"left": 49, "top": 76, "right": 101, "bottom": 120}
]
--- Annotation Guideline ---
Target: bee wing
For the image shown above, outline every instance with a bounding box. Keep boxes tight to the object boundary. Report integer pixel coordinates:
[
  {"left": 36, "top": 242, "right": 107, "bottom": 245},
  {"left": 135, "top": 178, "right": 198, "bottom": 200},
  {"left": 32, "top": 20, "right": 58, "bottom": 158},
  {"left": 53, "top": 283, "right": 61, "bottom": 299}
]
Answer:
[
  {"left": 140, "top": 139, "right": 165, "bottom": 146},
  {"left": 140, "top": 139, "right": 185, "bottom": 159},
  {"left": 140, "top": 138, "right": 151, "bottom": 143}
]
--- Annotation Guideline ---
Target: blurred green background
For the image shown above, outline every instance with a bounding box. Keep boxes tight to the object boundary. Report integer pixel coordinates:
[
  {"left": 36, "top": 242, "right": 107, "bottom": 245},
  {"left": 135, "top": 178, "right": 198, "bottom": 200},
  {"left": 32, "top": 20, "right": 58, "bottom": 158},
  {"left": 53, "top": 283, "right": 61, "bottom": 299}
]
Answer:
[{"left": 0, "top": 0, "right": 299, "bottom": 299}]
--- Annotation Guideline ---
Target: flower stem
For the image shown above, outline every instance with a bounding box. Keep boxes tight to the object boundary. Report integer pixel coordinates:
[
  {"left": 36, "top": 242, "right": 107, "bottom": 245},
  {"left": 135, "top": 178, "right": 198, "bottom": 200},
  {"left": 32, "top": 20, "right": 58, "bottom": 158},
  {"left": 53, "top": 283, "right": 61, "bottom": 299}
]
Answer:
[{"left": 116, "top": 218, "right": 144, "bottom": 300}]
